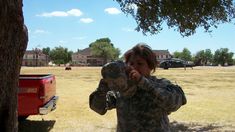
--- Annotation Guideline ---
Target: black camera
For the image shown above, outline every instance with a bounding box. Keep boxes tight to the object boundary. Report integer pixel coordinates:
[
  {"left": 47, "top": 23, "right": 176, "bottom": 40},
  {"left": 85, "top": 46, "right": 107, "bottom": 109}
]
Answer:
[{"left": 101, "top": 61, "right": 136, "bottom": 97}]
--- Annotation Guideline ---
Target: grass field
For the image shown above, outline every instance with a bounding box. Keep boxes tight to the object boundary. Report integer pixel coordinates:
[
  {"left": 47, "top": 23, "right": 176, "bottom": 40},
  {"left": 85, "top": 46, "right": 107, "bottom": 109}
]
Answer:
[{"left": 19, "top": 66, "right": 235, "bottom": 132}]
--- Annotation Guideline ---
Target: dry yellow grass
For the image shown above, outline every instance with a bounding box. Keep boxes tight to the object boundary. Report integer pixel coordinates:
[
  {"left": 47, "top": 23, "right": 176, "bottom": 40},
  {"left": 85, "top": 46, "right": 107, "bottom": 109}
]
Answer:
[{"left": 19, "top": 66, "right": 235, "bottom": 132}]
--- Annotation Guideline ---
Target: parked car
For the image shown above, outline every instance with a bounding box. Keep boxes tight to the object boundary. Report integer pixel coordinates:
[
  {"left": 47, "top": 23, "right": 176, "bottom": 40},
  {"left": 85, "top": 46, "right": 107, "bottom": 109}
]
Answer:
[
  {"left": 18, "top": 74, "right": 59, "bottom": 120},
  {"left": 159, "top": 58, "right": 194, "bottom": 70}
]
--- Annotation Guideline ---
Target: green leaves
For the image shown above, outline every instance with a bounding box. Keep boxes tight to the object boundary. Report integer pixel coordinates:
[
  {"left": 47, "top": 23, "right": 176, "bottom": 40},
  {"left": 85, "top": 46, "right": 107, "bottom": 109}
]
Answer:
[
  {"left": 194, "top": 49, "right": 213, "bottom": 66},
  {"left": 115, "top": 0, "right": 235, "bottom": 36},
  {"left": 90, "top": 38, "right": 120, "bottom": 63},
  {"left": 49, "top": 46, "right": 73, "bottom": 65},
  {"left": 213, "top": 48, "right": 234, "bottom": 66},
  {"left": 173, "top": 48, "right": 192, "bottom": 61}
]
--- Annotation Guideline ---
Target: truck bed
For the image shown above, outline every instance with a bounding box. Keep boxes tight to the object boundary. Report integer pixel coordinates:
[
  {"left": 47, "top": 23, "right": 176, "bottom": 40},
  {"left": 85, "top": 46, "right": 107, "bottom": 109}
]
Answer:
[{"left": 18, "top": 74, "right": 57, "bottom": 117}]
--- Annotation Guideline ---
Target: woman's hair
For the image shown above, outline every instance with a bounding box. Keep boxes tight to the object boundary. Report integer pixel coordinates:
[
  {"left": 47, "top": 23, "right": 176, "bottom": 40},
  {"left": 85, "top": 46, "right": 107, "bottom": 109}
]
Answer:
[{"left": 124, "top": 43, "right": 157, "bottom": 73}]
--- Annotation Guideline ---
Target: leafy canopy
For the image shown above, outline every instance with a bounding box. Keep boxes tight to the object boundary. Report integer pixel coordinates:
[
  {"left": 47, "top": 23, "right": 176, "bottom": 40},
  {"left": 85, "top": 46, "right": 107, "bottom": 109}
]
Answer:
[
  {"left": 173, "top": 48, "right": 192, "bottom": 61},
  {"left": 50, "top": 46, "right": 73, "bottom": 65},
  {"left": 42, "top": 47, "right": 50, "bottom": 55},
  {"left": 213, "top": 48, "right": 234, "bottom": 66},
  {"left": 90, "top": 38, "right": 120, "bottom": 62},
  {"left": 193, "top": 49, "right": 213, "bottom": 65},
  {"left": 115, "top": 0, "right": 235, "bottom": 36}
]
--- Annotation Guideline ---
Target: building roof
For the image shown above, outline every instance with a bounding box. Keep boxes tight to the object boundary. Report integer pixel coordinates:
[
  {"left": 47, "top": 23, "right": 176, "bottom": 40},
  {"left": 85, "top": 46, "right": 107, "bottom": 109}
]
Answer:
[
  {"left": 24, "top": 50, "right": 44, "bottom": 54},
  {"left": 77, "top": 48, "right": 91, "bottom": 55},
  {"left": 153, "top": 50, "right": 171, "bottom": 55}
]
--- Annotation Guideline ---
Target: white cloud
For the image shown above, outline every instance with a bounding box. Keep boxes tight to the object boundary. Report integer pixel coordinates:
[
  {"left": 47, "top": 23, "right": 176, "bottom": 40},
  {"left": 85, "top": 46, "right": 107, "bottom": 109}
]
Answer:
[
  {"left": 67, "top": 9, "right": 83, "bottom": 16},
  {"left": 80, "top": 18, "right": 94, "bottom": 23},
  {"left": 37, "top": 9, "right": 83, "bottom": 17},
  {"left": 104, "top": 8, "right": 121, "bottom": 15},
  {"left": 37, "top": 11, "right": 68, "bottom": 17}
]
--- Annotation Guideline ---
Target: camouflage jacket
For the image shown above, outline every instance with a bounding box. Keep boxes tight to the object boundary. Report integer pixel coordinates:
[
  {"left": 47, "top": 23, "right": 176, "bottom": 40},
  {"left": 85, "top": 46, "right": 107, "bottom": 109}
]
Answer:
[
  {"left": 90, "top": 61, "right": 186, "bottom": 132},
  {"left": 89, "top": 76, "right": 187, "bottom": 132}
]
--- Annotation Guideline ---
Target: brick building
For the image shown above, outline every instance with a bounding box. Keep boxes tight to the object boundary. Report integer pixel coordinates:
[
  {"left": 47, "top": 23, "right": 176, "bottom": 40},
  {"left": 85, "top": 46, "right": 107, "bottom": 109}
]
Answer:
[
  {"left": 72, "top": 48, "right": 108, "bottom": 66},
  {"left": 22, "top": 50, "right": 48, "bottom": 66},
  {"left": 153, "top": 50, "right": 172, "bottom": 62}
]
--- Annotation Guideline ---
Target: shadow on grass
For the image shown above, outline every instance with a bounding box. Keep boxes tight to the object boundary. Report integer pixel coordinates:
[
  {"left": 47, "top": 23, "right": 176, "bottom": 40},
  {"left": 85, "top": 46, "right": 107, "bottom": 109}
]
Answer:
[
  {"left": 19, "top": 120, "right": 55, "bottom": 132},
  {"left": 170, "top": 121, "right": 222, "bottom": 132}
]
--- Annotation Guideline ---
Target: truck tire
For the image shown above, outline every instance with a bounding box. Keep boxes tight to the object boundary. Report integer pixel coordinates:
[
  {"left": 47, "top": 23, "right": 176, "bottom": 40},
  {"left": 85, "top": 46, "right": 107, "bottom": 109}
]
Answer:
[
  {"left": 163, "top": 67, "right": 169, "bottom": 70},
  {"left": 18, "top": 116, "right": 29, "bottom": 121}
]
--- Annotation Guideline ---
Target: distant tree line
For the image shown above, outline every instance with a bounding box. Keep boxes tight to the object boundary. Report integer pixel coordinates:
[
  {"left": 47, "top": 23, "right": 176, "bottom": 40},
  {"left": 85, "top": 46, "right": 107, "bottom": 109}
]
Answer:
[
  {"left": 41, "top": 38, "right": 120, "bottom": 65},
  {"left": 41, "top": 46, "right": 73, "bottom": 65},
  {"left": 39, "top": 37, "right": 235, "bottom": 66},
  {"left": 173, "top": 48, "right": 234, "bottom": 66}
]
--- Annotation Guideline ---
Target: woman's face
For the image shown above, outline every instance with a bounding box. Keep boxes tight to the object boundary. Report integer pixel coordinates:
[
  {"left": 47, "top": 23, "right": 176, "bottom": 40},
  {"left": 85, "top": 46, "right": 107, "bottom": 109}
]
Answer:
[{"left": 127, "top": 55, "right": 152, "bottom": 77}]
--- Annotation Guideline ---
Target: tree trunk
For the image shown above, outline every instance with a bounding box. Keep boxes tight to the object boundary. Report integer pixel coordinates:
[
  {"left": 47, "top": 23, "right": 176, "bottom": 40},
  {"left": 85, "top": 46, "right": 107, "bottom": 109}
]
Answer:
[
  {"left": 0, "top": 0, "right": 28, "bottom": 131},
  {"left": 103, "top": 57, "right": 107, "bottom": 65}
]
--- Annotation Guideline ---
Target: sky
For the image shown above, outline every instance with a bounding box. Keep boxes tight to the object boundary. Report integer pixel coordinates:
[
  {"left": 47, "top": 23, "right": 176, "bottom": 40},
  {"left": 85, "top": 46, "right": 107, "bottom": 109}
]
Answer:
[{"left": 23, "top": 0, "right": 235, "bottom": 56}]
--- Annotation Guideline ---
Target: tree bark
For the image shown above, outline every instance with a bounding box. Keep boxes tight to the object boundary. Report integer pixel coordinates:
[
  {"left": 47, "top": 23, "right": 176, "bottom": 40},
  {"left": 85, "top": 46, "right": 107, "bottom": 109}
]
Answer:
[{"left": 0, "top": 0, "right": 28, "bottom": 131}]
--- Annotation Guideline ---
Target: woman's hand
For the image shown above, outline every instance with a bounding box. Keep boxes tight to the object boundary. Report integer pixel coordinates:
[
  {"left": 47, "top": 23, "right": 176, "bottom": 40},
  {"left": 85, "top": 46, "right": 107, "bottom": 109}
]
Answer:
[{"left": 128, "top": 68, "right": 142, "bottom": 82}]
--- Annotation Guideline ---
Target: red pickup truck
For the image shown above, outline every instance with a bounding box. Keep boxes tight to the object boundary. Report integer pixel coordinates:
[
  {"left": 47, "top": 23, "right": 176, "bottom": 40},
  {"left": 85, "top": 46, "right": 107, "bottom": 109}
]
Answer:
[{"left": 18, "top": 74, "right": 59, "bottom": 120}]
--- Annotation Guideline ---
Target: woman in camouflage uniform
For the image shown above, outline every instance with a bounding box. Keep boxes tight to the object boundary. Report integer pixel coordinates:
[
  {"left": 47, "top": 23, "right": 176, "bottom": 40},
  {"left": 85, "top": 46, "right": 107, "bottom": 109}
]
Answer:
[{"left": 90, "top": 43, "right": 187, "bottom": 132}]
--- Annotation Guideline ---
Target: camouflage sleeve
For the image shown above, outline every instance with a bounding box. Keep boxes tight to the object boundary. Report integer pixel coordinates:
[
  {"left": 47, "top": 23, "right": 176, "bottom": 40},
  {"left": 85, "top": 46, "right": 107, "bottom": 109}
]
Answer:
[
  {"left": 89, "top": 79, "right": 117, "bottom": 115},
  {"left": 137, "top": 76, "right": 187, "bottom": 113},
  {"left": 89, "top": 79, "right": 109, "bottom": 115}
]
